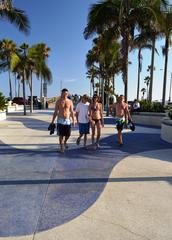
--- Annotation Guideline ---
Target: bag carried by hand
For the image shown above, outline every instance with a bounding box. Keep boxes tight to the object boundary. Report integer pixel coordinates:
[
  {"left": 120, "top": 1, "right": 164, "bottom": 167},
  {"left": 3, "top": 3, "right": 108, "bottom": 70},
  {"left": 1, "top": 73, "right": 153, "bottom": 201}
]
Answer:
[{"left": 48, "top": 123, "right": 56, "bottom": 135}]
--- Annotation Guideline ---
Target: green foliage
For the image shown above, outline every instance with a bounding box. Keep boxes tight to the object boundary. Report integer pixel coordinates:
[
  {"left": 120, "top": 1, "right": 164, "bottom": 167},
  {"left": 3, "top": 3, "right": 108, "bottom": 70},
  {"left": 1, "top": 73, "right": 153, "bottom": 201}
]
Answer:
[
  {"left": 139, "top": 100, "right": 165, "bottom": 112},
  {"left": 168, "top": 110, "right": 172, "bottom": 120},
  {"left": 0, "top": 92, "right": 7, "bottom": 111},
  {"left": 166, "top": 106, "right": 172, "bottom": 120}
]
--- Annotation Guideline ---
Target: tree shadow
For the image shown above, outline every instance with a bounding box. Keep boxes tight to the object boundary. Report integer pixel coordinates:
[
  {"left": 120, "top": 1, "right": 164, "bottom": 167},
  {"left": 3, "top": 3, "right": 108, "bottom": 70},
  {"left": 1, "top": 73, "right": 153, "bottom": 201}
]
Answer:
[{"left": 0, "top": 129, "right": 172, "bottom": 236}]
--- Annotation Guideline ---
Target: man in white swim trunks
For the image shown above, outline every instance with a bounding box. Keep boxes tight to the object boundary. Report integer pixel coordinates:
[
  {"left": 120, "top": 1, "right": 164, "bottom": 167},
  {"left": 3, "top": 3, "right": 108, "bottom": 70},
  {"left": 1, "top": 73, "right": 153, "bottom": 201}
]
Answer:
[
  {"left": 110, "top": 95, "right": 131, "bottom": 146},
  {"left": 51, "top": 88, "right": 75, "bottom": 153}
]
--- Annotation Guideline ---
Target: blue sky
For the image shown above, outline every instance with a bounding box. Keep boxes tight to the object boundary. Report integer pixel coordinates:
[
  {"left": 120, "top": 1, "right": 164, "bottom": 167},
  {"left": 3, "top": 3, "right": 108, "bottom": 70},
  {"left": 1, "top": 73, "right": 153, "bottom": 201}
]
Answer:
[{"left": 0, "top": 0, "right": 172, "bottom": 101}]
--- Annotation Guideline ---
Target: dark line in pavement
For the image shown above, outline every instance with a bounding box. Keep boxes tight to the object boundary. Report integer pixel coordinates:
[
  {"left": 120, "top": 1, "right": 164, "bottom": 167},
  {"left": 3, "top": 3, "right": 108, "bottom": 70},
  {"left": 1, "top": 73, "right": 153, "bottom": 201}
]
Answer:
[{"left": 0, "top": 176, "right": 172, "bottom": 185}]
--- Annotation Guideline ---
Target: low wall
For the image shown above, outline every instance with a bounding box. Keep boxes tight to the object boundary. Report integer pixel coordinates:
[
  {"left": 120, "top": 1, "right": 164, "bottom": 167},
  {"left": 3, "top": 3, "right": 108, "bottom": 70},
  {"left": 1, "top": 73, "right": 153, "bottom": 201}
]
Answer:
[
  {"left": 0, "top": 111, "right": 6, "bottom": 121},
  {"left": 161, "top": 118, "right": 172, "bottom": 144},
  {"left": 132, "top": 112, "right": 166, "bottom": 127},
  {"left": 7, "top": 104, "right": 24, "bottom": 113}
]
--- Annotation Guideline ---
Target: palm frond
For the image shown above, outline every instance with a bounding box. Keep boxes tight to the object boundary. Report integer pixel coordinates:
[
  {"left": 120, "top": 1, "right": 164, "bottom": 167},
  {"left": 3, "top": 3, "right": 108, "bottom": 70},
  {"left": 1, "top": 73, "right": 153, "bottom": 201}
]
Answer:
[{"left": 0, "top": 7, "right": 30, "bottom": 34}]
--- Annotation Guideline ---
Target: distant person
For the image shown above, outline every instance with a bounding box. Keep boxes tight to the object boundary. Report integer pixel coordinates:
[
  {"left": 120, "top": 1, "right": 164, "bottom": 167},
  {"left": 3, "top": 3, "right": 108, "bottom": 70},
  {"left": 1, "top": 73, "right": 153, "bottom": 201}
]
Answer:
[
  {"left": 110, "top": 95, "right": 131, "bottom": 146},
  {"left": 51, "top": 88, "right": 75, "bottom": 153},
  {"left": 46, "top": 101, "right": 49, "bottom": 109},
  {"left": 89, "top": 95, "right": 104, "bottom": 148},
  {"left": 132, "top": 99, "right": 140, "bottom": 112},
  {"left": 76, "top": 94, "right": 90, "bottom": 148}
]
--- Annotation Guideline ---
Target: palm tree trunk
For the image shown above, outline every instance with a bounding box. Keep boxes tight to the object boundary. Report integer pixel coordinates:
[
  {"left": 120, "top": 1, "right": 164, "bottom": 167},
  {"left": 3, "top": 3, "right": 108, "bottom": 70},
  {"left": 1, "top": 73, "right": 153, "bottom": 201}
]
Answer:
[
  {"left": 18, "top": 79, "right": 20, "bottom": 97},
  {"left": 137, "top": 49, "right": 141, "bottom": 100},
  {"left": 22, "top": 72, "right": 26, "bottom": 115},
  {"left": 100, "top": 65, "right": 104, "bottom": 111},
  {"left": 92, "top": 79, "right": 94, "bottom": 95},
  {"left": 40, "top": 76, "right": 43, "bottom": 99},
  {"left": 8, "top": 69, "right": 12, "bottom": 100},
  {"left": 90, "top": 81, "right": 92, "bottom": 98},
  {"left": 14, "top": 73, "right": 17, "bottom": 97},
  {"left": 137, "top": 66, "right": 141, "bottom": 100},
  {"left": 101, "top": 78, "right": 104, "bottom": 111},
  {"left": 112, "top": 75, "right": 115, "bottom": 94},
  {"left": 123, "top": 35, "right": 129, "bottom": 102},
  {"left": 30, "top": 70, "right": 33, "bottom": 113},
  {"left": 106, "top": 78, "right": 110, "bottom": 116},
  {"left": 162, "top": 36, "right": 169, "bottom": 106},
  {"left": 99, "top": 77, "right": 101, "bottom": 96},
  {"left": 149, "top": 36, "right": 155, "bottom": 102}
]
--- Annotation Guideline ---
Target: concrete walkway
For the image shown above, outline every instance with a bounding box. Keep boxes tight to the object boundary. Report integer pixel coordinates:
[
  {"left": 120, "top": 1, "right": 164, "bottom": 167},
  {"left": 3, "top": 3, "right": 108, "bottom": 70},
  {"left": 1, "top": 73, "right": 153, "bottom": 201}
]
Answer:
[{"left": 0, "top": 109, "right": 172, "bottom": 240}]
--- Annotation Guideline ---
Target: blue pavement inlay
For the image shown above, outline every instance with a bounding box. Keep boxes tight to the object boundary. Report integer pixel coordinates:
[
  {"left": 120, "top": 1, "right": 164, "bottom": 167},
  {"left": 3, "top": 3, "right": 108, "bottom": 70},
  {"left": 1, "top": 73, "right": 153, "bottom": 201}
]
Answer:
[{"left": 0, "top": 125, "right": 172, "bottom": 236}]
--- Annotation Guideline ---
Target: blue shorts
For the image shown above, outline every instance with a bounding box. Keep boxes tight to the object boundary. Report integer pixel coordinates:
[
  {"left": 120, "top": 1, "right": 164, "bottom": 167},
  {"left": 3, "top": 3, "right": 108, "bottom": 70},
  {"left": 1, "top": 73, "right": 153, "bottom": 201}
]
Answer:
[{"left": 79, "top": 123, "right": 90, "bottom": 134}]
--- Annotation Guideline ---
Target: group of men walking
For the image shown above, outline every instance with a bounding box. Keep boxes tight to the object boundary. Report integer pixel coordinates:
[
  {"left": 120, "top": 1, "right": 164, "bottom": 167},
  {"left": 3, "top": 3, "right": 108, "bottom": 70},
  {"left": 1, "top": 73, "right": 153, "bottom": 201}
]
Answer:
[{"left": 51, "top": 88, "right": 131, "bottom": 153}]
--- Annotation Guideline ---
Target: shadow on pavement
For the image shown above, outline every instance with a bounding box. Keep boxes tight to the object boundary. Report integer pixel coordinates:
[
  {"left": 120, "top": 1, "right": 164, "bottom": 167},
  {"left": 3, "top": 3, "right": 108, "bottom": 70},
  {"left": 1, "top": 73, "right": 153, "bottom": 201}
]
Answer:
[{"left": 0, "top": 129, "right": 172, "bottom": 236}]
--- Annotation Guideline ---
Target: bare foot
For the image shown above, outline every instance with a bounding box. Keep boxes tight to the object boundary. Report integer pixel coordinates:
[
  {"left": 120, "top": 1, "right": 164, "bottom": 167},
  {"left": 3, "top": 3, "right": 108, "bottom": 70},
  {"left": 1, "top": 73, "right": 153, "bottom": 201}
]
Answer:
[
  {"left": 76, "top": 137, "right": 80, "bottom": 145},
  {"left": 64, "top": 143, "right": 69, "bottom": 149},
  {"left": 95, "top": 143, "right": 100, "bottom": 149},
  {"left": 59, "top": 145, "right": 65, "bottom": 153}
]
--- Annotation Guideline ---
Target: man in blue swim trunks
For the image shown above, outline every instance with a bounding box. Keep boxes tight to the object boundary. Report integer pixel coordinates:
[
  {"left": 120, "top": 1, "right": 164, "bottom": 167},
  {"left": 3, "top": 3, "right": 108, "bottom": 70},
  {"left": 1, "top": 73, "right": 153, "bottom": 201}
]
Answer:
[
  {"left": 76, "top": 94, "right": 90, "bottom": 148},
  {"left": 110, "top": 95, "right": 131, "bottom": 146},
  {"left": 51, "top": 88, "right": 75, "bottom": 153}
]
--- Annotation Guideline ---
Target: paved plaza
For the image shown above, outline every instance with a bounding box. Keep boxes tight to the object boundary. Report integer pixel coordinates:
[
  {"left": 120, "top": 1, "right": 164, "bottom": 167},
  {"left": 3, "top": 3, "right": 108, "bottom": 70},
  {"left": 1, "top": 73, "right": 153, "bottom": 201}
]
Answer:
[{"left": 0, "top": 109, "right": 172, "bottom": 240}]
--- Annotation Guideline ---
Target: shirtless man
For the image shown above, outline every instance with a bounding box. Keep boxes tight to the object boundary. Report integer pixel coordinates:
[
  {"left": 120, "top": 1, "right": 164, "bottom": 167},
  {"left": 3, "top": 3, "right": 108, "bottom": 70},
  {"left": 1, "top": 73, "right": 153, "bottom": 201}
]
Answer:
[
  {"left": 89, "top": 95, "right": 104, "bottom": 148},
  {"left": 110, "top": 95, "right": 131, "bottom": 146},
  {"left": 51, "top": 88, "right": 75, "bottom": 153}
]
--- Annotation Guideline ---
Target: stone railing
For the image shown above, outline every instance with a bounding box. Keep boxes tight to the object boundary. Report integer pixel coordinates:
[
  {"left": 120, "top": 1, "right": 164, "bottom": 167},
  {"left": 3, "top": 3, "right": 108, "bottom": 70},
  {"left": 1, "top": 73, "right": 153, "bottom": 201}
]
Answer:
[
  {"left": 132, "top": 112, "right": 166, "bottom": 127},
  {"left": 0, "top": 110, "right": 6, "bottom": 121},
  {"left": 161, "top": 117, "right": 172, "bottom": 143},
  {"left": 6, "top": 104, "right": 24, "bottom": 113}
]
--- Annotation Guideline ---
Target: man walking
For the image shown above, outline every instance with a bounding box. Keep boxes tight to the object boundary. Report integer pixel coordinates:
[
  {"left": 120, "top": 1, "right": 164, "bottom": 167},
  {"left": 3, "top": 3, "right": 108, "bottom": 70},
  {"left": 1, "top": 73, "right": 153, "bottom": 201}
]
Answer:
[
  {"left": 76, "top": 94, "right": 90, "bottom": 148},
  {"left": 110, "top": 95, "right": 131, "bottom": 146},
  {"left": 51, "top": 88, "right": 75, "bottom": 153}
]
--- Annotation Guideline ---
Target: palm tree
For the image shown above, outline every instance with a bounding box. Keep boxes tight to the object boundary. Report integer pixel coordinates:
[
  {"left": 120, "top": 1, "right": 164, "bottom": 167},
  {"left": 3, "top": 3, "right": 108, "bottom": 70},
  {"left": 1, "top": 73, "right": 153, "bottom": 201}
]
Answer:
[
  {"left": 84, "top": 0, "right": 168, "bottom": 102},
  {"left": 11, "top": 43, "right": 52, "bottom": 114},
  {"left": 0, "top": 38, "right": 16, "bottom": 99},
  {"left": 86, "top": 66, "right": 98, "bottom": 97},
  {"left": 18, "top": 43, "right": 28, "bottom": 115},
  {"left": 144, "top": 76, "right": 151, "bottom": 100},
  {"left": 29, "top": 43, "right": 51, "bottom": 99},
  {"left": 0, "top": 0, "right": 30, "bottom": 34},
  {"left": 138, "top": 1, "right": 169, "bottom": 102},
  {"left": 132, "top": 34, "right": 156, "bottom": 100},
  {"left": 95, "top": 82, "right": 100, "bottom": 95},
  {"left": 141, "top": 88, "right": 146, "bottom": 99},
  {"left": 86, "top": 33, "right": 121, "bottom": 112},
  {"left": 160, "top": 7, "right": 172, "bottom": 106}
]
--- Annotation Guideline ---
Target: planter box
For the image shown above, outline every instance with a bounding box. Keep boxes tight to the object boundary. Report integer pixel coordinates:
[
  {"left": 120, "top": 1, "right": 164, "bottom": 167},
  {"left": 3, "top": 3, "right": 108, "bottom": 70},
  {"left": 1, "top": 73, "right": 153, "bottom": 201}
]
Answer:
[
  {"left": 132, "top": 112, "right": 166, "bottom": 127},
  {"left": 0, "top": 111, "right": 6, "bottom": 121},
  {"left": 161, "top": 117, "right": 172, "bottom": 143},
  {"left": 6, "top": 105, "right": 16, "bottom": 113}
]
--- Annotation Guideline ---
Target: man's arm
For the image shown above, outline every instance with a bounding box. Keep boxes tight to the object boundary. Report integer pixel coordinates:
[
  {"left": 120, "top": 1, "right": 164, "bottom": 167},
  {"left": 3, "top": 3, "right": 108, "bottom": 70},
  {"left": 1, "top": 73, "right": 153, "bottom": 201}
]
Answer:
[
  {"left": 125, "top": 104, "right": 131, "bottom": 121},
  {"left": 75, "top": 104, "right": 79, "bottom": 124},
  {"left": 88, "top": 104, "right": 92, "bottom": 122},
  {"left": 109, "top": 103, "right": 115, "bottom": 115},
  {"left": 51, "top": 101, "right": 59, "bottom": 123},
  {"left": 70, "top": 101, "right": 75, "bottom": 125},
  {"left": 100, "top": 103, "right": 104, "bottom": 127}
]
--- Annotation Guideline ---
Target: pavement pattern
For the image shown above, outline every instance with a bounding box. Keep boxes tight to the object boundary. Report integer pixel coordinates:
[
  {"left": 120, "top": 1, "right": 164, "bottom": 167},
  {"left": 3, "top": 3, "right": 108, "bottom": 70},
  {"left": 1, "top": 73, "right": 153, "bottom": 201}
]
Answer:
[{"left": 0, "top": 110, "right": 172, "bottom": 240}]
